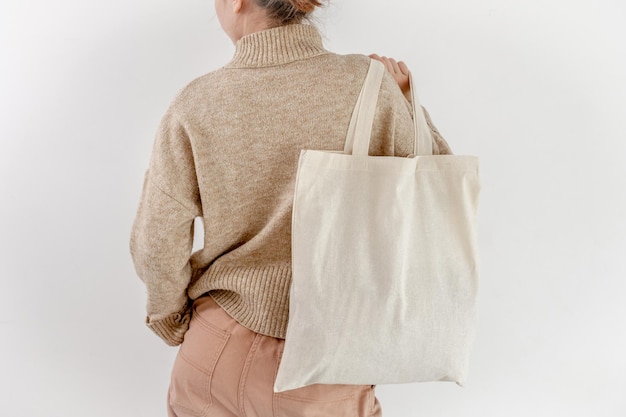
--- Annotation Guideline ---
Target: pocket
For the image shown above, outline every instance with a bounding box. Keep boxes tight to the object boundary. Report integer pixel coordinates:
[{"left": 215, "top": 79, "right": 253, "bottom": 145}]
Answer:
[
  {"left": 168, "top": 310, "right": 230, "bottom": 417},
  {"left": 274, "top": 384, "right": 375, "bottom": 417},
  {"left": 273, "top": 349, "right": 375, "bottom": 417}
]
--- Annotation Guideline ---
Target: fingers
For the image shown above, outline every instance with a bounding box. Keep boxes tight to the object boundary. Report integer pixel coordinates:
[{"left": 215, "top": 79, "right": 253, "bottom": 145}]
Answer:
[
  {"left": 370, "top": 54, "right": 392, "bottom": 74},
  {"left": 369, "top": 54, "right": 409, "bottom": 77},
  {"left": 370, "top": 53, "right": 412, "bottom": 100},
  {"left": 398, "top": 60, "right": 409, "bottom": 76},
  {"left": 389, "top": 58, "right": 401, "bottom": 75},
  {"left": 381, "top": 56, "right": 395, "bottom": 74}
]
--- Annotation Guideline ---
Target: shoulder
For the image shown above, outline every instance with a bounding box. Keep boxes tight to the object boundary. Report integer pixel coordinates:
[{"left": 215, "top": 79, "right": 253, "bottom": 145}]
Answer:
[
  {"left": 166, "top": 67, "right": 229, "bottom": 115},
  {"left": 306, "top": 52, "right": 373, "bottom": 82},
  {"left": 326, "top": 52, "right": 371, "bottom": 69},
  {"left": 316, "top": 53, "right": 404, "bottom": 98}
]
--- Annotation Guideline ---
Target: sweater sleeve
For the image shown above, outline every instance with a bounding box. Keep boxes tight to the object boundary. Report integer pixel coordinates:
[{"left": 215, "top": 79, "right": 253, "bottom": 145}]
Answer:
[
  {"left": 428, "top": 109, "right": 452, "bottom": 154},
  {"left": 415, "top": 102, "right": 453, "bottom": 156},
  {"left": 130, "top": 105, "right": 202, "bottom": 346},
  {"left": 375, "top": 72, "right": 452, "bottom": 156}
]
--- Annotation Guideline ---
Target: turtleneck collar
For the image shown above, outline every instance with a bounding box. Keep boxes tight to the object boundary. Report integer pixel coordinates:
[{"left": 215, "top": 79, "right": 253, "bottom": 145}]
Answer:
[{"left": 225, "top": 24, "right": 329, "bottom": 68}]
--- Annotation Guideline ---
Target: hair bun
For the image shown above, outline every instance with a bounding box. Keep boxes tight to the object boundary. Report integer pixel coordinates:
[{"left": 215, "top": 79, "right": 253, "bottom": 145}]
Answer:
[{"left": 288, "top": 0, "right": 322, "bottom": 14}]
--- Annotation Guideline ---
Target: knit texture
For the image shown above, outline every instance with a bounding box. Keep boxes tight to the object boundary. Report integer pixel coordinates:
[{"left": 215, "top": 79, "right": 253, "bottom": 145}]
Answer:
[{"left": 130, "top": 23, "right": 452, "bottom": 345}]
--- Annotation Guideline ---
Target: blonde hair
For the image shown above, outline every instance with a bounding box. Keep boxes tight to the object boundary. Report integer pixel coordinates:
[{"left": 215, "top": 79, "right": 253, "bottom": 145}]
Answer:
[{"left": 255, "top": 0, "right": 323, "bottom": 25}]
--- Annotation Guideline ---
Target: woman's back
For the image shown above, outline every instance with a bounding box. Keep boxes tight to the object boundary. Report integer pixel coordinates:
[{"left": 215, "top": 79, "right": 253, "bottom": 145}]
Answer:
[
  {"left": 131, "top": 2, "right": 454, "bottom": 415},
  {"left": 131, "top": 23, "right": 451, "bottom": 341}
]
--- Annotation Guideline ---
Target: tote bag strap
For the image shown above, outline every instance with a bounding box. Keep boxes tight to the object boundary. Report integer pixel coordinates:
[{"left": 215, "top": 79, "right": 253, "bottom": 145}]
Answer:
[
  {"left": 344, "top": 59, "right": 434, "bottom": 156},
  {"left": 344, "top": 60, "right": 385, "bottom": 156},
  {"left": 409, "top": 72, "right": 434, "bottom": 156}
]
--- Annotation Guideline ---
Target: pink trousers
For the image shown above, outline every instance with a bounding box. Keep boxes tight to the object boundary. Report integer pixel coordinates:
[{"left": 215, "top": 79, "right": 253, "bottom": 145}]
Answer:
[{"left": 167, "top": 295, "right": 382, "bottom": 417}]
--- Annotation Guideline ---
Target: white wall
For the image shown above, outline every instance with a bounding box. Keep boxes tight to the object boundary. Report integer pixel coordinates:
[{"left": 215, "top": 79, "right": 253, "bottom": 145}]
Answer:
[{"left": 1, "top": 0, "right": 625, "bottom": 416}]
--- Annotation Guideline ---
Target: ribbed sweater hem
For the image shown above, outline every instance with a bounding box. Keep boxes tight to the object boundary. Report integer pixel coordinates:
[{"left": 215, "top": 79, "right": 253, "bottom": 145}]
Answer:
[{"left": 188, "top": 263, "right": 292, "bottom": 339}]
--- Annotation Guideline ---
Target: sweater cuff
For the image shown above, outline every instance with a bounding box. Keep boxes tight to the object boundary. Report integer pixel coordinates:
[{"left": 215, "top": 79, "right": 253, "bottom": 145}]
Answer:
[{"left": 146, "top": 308, "right": 192, "bottom": 346}]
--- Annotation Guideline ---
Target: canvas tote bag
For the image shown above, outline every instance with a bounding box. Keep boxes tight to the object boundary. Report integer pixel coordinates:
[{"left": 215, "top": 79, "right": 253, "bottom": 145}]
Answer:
[{"left": 274, "top": 59, "right": 480, "bottom": 392}]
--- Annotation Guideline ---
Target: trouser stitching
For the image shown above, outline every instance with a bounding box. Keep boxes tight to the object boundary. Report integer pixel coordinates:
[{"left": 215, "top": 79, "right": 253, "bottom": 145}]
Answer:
[{"left": 238, "top": 334, "right": 262, "bottom": 417}]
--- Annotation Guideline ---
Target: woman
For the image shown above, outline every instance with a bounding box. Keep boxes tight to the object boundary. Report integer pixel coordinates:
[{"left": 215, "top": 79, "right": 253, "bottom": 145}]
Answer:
[{"left": 130, "top": 0, "right": 451, "bottom": 416}]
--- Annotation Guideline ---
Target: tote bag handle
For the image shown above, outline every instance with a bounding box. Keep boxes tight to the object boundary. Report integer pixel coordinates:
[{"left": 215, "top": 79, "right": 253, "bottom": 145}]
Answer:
[{"left": 344, "top": 59, "right": 434, "bottom": 157}]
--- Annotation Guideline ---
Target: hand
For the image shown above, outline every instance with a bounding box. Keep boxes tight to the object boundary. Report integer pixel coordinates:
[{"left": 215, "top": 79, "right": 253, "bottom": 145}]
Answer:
[{"left": 369, "top": 54, "right": 411, "bottom": 101}]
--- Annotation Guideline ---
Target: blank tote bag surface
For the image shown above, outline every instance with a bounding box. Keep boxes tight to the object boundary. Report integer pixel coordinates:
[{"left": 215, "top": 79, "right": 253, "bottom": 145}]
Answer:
[{"left": 275, "top": 60, "right": 480, "bottom": 392}]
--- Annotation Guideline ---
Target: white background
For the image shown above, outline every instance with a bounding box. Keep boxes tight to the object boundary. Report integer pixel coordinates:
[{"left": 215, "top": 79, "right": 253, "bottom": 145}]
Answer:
[{"left": 1, "top": 0, "right": 625, "bottom": 416}]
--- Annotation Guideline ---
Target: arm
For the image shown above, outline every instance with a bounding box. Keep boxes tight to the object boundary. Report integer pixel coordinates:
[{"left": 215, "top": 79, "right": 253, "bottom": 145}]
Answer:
[
  {"left": 130, "top": 105, "right": 202, "bottom": 346},
  {"left": 369, "top": 54, "right": 452, "bottom": 155}
]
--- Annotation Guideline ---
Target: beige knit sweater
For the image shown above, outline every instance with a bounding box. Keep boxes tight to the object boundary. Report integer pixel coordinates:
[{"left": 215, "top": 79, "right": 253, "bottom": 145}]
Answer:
[{"left": 130, "top": 23, "right": 451, "bottom": 346}]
